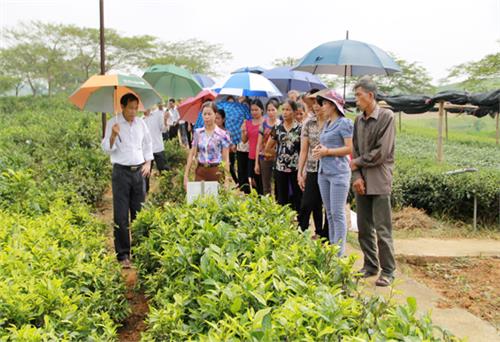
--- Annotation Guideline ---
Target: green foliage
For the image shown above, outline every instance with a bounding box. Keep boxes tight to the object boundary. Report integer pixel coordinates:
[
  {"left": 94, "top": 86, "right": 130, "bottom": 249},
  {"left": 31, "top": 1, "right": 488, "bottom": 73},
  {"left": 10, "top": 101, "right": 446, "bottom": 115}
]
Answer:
[
  {"left": 372, "top": 54, "right": 435, "bottom": 95},
  {"left": 146, "top": 39, "right": 232, "bottom": 76},
  {"left": 271, "top": 56, "right": 299, "bottom": 67},
  {"left": 0, "top": 21, "right": 232, "bottom": 95},
  {"left": 444, "top": 46, "right": 500, "bottom": 92},
  {"left": 132, "top": 193, "right": 458, "bottom": 341},
  {"left": 0, "top": 204, "right": 129, "bottom": 340},
  {"left": 0, "top": 96, "right": 128, "bottom": 339},
  {"left": 0, "top": 96, "right": 110, "bottom": 212}
]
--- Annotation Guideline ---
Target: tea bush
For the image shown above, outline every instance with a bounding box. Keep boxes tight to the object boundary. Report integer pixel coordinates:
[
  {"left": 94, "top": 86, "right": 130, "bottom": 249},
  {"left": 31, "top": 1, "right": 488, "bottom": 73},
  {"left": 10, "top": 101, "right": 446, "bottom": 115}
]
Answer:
[{"left": 133, "top": 193, "right": 458, "bottom": 341}]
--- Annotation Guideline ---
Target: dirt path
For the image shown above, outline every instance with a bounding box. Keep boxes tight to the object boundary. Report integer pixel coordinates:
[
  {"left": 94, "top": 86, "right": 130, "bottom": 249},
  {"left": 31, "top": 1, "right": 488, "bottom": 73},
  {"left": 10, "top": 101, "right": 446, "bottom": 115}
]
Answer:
[
  {"left": 95, "top": 187, "right": 149, "bottom": 342},
  {"left": 394, "top": 238, "right": 500, "bottom": 257},
  {"left": 346, "top": 244, "right": 500, "bottom": 341}
]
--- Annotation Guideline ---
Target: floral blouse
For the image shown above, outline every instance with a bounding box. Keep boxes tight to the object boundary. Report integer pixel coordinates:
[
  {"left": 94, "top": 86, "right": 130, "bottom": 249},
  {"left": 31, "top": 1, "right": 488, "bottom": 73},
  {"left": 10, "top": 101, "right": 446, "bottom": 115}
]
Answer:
[{"left": 271, "top": 121, "right": 302, "bottom": 172}]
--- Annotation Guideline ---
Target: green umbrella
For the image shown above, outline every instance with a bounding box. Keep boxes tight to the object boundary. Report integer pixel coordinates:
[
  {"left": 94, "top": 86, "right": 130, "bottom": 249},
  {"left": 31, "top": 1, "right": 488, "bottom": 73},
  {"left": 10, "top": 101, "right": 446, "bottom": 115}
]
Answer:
[{"left": 142, "top": 64, "right": 202, "bottom": 99}]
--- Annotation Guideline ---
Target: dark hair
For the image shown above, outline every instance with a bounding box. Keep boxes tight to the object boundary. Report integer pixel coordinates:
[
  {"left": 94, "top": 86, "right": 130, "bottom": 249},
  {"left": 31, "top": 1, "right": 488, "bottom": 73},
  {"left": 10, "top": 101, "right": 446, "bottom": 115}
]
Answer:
[
  {"left": 226, "top": 95, "right": 235, "bottom": 102},
  {"left": 241, "top": 97, "right": 251, "bottom": 107},
  {"left": 201, "top": 101, "right": 217, "bottom": 113},
  {"left": 284, "top": 99, "right": 298, "bottom": 112},
  {"left": 354, "top": 76, "right": 378, "bottom": 97},
  {"left": 216, "top": 108, "right": 226, "bottom": 120},
  {"left": 308, "top": 88, "right": 320, "bottom": 95},
  {"left": 120, "top": 93, "right": 139, "bottom": 107},
  {"left": 250, "top": 99, "right": 264, "bottom": 112},
  {"left": 168, "top": 98, "right": 176, "bottom": 103},
  {"left": 266, "top": 98, "right": 280, "bottom": 111}
]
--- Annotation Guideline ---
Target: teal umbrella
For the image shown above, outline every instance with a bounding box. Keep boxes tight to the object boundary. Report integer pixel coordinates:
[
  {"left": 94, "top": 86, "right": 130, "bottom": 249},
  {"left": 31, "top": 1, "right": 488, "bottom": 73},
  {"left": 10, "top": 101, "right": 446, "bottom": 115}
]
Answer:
[{"left": 142, "top": 64, "right": 202, "bottom": 98}]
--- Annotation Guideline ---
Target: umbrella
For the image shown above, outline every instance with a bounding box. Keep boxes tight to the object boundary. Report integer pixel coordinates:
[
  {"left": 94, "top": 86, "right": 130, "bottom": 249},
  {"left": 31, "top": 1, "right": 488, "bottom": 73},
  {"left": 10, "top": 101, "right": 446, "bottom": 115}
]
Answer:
[
  {"left": 69, "top": 74, "right": 162, "bottom": 113},
  {"left": 194, "top": 101, "right": 251, "bottom": 145},
  {"left": 231, "top": 66, "right": 266, "bottom": 74},
  {"left": 212, "top": 72, "right": 282, "bottom": 98},
  {"left": 142, "top": 64, "right": 202, "bottom": 98},
  {"left": 293, "top": 39, "right": 401, "bottom": 96},
  {"left": 178, "top": 89, "right": 217, "bottom": 124},
  {"left": 262, "top": 66, "right": 327, "bottom": 94},
  {"left": 194, "top": 74, "right": 215, "bottom": 88}
]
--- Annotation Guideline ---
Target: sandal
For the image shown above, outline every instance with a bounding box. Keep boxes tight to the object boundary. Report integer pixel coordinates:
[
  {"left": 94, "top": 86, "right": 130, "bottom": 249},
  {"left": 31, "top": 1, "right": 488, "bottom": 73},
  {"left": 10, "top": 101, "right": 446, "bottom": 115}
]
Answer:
[{"left": 375, "top": 275, "right": 393, "bottom": 287}]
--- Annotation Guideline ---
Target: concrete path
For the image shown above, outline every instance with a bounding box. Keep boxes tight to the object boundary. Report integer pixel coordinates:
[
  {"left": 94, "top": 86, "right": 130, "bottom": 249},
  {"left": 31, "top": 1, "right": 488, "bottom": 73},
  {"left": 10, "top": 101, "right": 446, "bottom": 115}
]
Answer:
[
  {"left": 394, "top": 238, "right": 500, "bottom": 257},
  {"left": 347, "top": 244, "right": 500, "bottom": 341}
]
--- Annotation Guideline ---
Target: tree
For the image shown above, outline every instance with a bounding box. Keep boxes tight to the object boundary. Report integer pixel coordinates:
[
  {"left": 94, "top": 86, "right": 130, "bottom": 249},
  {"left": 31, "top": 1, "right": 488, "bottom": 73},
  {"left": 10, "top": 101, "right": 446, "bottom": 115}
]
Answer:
[
  {"left": 145, "top": 39, "right": 232, "bottom": 76},
  {"left": 371, "top": 54, "right": 435, "bottom": 95},
  {"left": 443, "top": 48, "right": 500, "bottom": 92},
  {"left": 271, "top": 56, "right": 299, "bottom": 67}
]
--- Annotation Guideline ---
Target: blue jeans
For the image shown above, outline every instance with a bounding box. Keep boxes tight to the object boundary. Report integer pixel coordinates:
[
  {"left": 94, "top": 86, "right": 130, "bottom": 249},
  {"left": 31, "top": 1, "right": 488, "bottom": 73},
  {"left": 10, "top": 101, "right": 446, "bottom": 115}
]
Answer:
[{"left": 318, "top": 172, "right": 351, "bottom": 256}]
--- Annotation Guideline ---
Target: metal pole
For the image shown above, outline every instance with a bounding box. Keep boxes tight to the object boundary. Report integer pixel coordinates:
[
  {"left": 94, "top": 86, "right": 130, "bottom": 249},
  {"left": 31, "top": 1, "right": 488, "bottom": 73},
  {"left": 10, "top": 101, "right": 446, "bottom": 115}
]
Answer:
[
  {"left": 100, "top": 0, "right": 106, "bottom": 139},
  {"left": 343, "top": 30, "right": 349, "bottom": 99}
]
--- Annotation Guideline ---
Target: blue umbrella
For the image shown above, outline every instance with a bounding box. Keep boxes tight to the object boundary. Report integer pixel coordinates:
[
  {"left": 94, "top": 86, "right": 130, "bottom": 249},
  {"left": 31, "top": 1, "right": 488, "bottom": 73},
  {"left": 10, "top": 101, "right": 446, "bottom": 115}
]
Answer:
[
  {"left": 194, "top": 73, "right": 215, "bottom": 88},
  {"left": 231, "top": 66, "right": 267, "bottom": 74},
  {"left": 194, "top": 101, "right": 251, "bottom": 145},
  {"left": 293, "top": 39, "right": 401, "bottom": 96},
  {"left": 212, "top": 72, "right": 282, "bottom": 98},
  {"left": 262, "top": 67, "right": 327, "bottom": 94}
]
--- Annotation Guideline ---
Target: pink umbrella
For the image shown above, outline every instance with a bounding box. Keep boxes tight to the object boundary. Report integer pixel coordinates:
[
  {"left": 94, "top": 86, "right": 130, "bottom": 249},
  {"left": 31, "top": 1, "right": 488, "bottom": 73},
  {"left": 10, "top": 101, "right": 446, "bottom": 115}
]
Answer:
[{"left": 178, "top": 89, "right": 217, "bottom": 124}]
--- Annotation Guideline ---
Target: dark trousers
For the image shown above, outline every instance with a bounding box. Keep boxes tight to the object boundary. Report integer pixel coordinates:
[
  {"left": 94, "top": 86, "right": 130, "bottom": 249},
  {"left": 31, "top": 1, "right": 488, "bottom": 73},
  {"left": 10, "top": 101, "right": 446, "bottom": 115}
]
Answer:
[
  {"left": 275, "top": 170, "right": 301, "bottom": 212},
  {"left": 145, "top": 151, "right": 169, "bottom": 193},
  {"left": 237, "top": 151, "right": 250, "bottom": 194},
  {"left": 168, "top": 124, "right": 179, "bottom": 140},
  {"left": 355, "top": 194, "right": 396, "bottom": 277},
  {"left": 248, "top": 158, "right": 263, "bottom": 195},
  {"left": 298, "top": 172, "right": 328, "bottom": 239},
  {"left": 112, "top": 165, "right": 146, "bottom": 261},
  {"left": 229, "top": 151, "right": 238, "bottom": 184}
]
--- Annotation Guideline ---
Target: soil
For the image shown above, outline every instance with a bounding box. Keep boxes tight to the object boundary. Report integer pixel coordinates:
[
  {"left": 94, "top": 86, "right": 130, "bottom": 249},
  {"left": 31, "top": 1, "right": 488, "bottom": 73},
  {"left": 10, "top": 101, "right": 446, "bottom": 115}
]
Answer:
[
  {"left": 95, "top": 186, "right": 150, "bottom": 341},
  {"left": 398, "top": 255, "right": 500, "bottom": 330},
  {"left": 117, "top": 269, "right": 149, "bottom": 342}
]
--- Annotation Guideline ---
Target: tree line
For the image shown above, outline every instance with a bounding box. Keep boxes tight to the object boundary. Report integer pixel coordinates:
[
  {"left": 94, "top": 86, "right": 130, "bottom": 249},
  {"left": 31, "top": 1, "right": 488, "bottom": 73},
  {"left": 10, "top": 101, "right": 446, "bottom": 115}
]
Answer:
[{"left": 0, "top": 21, "right": 232, "bottom": 96}]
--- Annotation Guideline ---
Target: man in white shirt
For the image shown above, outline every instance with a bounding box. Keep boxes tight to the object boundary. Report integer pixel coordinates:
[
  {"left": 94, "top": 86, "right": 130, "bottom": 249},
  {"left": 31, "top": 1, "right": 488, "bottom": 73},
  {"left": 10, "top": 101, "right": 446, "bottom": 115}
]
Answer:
[
  {"left": 167, "top": 98, "right": 180, "bottom": 140},
  {"left": 143, "top": 107, "right": 169, "bottom": 193},
  {"left": 101, "top": 93, "right": 153, "bottom": 269}
]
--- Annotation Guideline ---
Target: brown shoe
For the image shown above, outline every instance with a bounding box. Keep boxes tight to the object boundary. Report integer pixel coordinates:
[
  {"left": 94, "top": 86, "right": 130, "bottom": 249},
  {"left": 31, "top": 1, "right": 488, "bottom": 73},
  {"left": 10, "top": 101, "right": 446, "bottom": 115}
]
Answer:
[
  {"left": 120, "top": 258, "right": 131, "bottom": 269},
  {"left": 375, "top": 275, "right": 394, "bottom": 287}
]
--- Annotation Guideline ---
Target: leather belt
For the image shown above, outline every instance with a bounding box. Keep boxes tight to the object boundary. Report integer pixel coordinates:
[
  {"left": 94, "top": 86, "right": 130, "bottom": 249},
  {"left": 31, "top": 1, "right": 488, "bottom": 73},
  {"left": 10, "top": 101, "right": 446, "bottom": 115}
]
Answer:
[
  {"left": 198, "top": 162, "right": 220, "bottom": 168},
  {"left": 114, "top": 163, "right": 144, "bottom": 172}
]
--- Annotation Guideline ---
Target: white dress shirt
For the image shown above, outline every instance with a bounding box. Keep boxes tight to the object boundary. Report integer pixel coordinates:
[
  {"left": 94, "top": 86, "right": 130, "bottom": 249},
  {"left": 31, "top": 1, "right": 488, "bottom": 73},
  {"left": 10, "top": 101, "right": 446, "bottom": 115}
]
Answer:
[
  {"left": 167, "top": 107, "right": 180, "bottom": 126},
  {"left": 101, "top": 113, "right": 154, "bottom": 166},
  {"left": 144, "top": 109, "right": 167, "bottom": 153}
]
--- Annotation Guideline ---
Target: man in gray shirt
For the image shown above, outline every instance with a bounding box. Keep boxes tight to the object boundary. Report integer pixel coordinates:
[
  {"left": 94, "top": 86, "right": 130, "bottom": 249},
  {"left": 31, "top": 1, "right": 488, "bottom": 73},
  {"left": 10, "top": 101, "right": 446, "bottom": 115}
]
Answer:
[{"left": 350, "top": 76, "right": 396, "bottom": 287}]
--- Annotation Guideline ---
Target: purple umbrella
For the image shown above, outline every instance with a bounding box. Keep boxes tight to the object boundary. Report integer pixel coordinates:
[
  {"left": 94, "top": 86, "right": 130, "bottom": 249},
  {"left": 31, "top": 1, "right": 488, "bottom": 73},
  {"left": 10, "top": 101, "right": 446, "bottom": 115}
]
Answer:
[
  {"left": 262, "top": 67, "right": 327, "bottom": 94},
  {"left": 194, "top": 74, "right": 215, "bottom": 88}
]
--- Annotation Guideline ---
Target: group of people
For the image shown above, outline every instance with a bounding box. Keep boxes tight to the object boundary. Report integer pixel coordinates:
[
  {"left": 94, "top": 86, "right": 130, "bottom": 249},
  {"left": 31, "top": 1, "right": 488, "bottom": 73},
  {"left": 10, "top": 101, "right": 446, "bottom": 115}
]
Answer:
[{"left": 102, "top": 76, "right": 396, "bottom": 287}]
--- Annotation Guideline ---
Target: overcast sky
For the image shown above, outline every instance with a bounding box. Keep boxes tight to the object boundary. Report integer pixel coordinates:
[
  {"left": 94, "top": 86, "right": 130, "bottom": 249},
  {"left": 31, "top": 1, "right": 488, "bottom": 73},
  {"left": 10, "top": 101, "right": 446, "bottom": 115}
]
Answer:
[{"left": 1, "top": 0, "right": 499, "bottom": 84}]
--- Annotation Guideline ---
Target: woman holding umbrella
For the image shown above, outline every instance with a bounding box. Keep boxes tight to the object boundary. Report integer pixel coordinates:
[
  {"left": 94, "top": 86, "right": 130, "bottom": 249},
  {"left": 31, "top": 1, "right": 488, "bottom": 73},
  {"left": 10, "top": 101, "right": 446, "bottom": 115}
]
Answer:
[{"left": 184, "top": 101, "right": 231, "bottom": 189}]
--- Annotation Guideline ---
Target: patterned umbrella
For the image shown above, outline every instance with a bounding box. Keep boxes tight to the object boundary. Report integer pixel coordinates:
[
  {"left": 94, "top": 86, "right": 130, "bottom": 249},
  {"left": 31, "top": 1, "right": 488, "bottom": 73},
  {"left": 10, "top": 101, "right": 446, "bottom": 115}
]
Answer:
[
  {"left": 69, "top": 74, "right": 162, "bottom": 113},
  {"left": 212, "top": 72, "right": 282, "bottom": 98}
]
